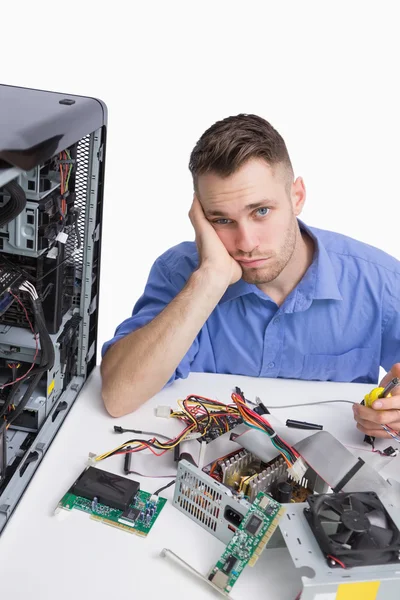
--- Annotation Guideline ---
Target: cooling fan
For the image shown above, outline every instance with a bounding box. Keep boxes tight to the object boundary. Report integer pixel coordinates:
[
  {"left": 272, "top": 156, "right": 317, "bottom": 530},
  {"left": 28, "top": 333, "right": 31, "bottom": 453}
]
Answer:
[{"left": 304, "top": 491, "right": 400, "bottom": 567}]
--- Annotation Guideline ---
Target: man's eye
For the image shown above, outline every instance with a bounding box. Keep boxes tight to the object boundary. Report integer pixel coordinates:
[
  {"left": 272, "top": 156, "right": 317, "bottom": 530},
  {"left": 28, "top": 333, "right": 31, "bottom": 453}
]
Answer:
[
  {"left": 256, "top": 207, "right": 270, "bottom": 216},
  {"left": 213, "top": 218, "right": 231, "bottom": 225}
]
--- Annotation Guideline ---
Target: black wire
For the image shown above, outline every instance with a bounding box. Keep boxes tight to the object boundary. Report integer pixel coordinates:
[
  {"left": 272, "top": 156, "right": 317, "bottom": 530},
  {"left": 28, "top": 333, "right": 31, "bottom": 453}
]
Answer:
[
  {"left": 6, "top": 296, "right": 55, "bottom": 426},
  {"left": 35, "top": 251, "right": 76, "bottom": 283},
  {"left": 113, "top": 426, "right": 170, "bottom": 440},
  {"left": 0, "top": 181, "right": 27, "bottom": 227},
  {"left": 154, "top": 479, "right": 175, "bottom": 496}
]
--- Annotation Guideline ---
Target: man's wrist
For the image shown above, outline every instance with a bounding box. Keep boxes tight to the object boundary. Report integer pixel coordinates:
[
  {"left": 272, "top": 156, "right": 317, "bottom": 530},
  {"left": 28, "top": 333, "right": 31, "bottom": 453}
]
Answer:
[{"left": 193, "top": 264, "right": 232, "bottom": 290}]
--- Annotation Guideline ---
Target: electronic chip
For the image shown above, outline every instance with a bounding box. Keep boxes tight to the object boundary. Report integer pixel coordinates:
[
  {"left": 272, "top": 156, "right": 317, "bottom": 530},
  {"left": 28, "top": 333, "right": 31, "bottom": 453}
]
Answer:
[
  {"left": 259, "top": 495, "right": 272, "bottom": 510},
  {"left": 69, "top": 466, "right": 139, "bottom": 511},
  {"left": 223, "top": 554, "right": 237, "bottom": 574},
  {"left": 118, "top": 507, "right": 140, "bottom": 527},
  {"left": 245, "top": 514, "right": 263, "bottom": 535}
]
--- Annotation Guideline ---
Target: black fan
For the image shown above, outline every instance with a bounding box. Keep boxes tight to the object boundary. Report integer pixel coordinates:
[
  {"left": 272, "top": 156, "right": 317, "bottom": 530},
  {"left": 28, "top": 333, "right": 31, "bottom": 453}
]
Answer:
[{"left": 304, "top": 491, "right": 400, "bottom": 567}]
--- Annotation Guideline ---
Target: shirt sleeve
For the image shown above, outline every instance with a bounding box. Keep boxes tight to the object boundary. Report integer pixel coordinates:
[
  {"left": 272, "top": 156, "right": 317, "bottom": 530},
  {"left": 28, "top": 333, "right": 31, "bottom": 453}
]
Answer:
[
  {"left": 380, "top": 272, "right": 400, "bottom": 372},
  {"left": 101, "top": 257, "right": 200, "bottom": 386}
]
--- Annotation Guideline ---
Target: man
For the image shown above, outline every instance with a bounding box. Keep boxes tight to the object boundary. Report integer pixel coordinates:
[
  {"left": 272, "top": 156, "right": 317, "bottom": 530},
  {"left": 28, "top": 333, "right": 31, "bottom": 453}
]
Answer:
[{"left": 101, "top": 114, "right": 400, "bottom": 440}]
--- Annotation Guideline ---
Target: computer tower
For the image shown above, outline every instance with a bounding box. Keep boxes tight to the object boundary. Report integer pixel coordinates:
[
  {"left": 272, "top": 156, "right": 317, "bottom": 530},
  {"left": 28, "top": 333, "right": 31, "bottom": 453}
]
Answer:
[{"left": 0, "top": 83, "right": 107, "bottom": 533}]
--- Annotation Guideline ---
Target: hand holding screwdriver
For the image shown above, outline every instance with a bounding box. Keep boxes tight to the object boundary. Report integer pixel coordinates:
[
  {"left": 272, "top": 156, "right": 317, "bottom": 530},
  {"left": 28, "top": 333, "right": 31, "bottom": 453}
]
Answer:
[{"left": 353, "top": 364, "right": 400, "bottom": 441}]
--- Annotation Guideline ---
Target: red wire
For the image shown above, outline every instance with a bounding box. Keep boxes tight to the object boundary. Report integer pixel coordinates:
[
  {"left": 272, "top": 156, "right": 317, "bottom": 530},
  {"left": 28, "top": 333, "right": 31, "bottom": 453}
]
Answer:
[
  {"left": 233, "top": 393, "right": 301, "bottom": 458},
  {"left": 0, "top": 291, "right": 39, "bottom": 389},
  {"left": 327, "top": 554, "right": 346, "bottom": 569}
]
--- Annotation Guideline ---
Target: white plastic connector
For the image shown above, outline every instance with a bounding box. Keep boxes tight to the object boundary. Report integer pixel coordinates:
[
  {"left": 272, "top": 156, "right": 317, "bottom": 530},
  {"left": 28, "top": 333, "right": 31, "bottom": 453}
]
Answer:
[
  {"left": 154, "top": 405, "right": 172, "bottom": 418},
  {"left": 287, "top": 457, "right": 308, "bottom": 483},
  {"left": 47, "top": 246, "right": 58, "bottom": 259},
  {"left": 184, "top": 432, "right": 202, "bottom": 441},
  {"left": 150, "top": 494, "right": 159, "bottom": 504},
  {"left": 86, "top": 452, "right": 97, "bottom": 467}
]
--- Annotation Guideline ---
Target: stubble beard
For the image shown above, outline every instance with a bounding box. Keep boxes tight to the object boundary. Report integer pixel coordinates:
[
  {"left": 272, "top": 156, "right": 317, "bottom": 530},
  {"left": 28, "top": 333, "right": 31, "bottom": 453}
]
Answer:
[{"left": 240, "top": 218, "right": 298, "bottom": 285}]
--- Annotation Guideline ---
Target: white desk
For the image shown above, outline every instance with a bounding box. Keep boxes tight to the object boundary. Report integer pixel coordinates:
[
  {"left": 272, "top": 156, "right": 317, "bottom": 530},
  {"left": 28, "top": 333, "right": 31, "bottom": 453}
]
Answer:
[{"left": 0, "top": 368, "right": 398, "bottom": 600}]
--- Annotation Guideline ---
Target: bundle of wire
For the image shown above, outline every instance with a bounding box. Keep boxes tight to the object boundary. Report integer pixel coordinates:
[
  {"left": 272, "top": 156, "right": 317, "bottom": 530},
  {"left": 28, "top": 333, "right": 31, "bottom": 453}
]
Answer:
[
  {"left": 93, "top": 389, "right": 300, "bottom": 470},
  {"left": 381, "top": 424, "right": 400, "bottom": 444},
  {"left": 169, "top": 394, "right": 242, "bottom": 436},
  {"left": 93, "top": 425, "right": 195, "bottom": 463},
  {"left": 231, "top": 387, "right": 300, "bottom": 468},
  {"left": 94, "top": 394, "right": 242, "bottom": 463},
  {"left": 0, "top": 280, "right": 55, "bottom": 426}
]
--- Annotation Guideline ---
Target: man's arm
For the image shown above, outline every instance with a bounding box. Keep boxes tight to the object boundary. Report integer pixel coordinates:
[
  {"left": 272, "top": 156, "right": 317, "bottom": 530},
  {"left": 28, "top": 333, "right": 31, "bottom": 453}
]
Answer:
[
  {"left": 101, "top": 267, "right": 228, "bottom": 416},
  {"left": 101, "top": 196, "right": 242, "bottom": 417}
]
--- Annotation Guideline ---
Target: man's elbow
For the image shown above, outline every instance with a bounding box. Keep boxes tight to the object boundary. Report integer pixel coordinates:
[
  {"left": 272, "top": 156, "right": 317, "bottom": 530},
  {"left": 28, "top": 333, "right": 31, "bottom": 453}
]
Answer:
[{"left": 100, "top": 372, "right": 147, "bottom": 418}]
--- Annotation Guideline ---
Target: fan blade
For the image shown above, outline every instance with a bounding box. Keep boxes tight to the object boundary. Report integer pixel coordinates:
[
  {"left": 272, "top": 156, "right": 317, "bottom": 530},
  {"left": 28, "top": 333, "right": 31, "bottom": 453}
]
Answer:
[
  {"left": 330, "top": 530, "right": 353, "bottom": 545},
  {"left": 319, "top": 514, "right": 341, "bottom": 524},
  {"left": 348, "top": 495, "right": 366, "bottom": 517},
  {"left": 369, "top": 524, "right": 394, "bottom": 547},
  {"left": 318, "top": 508, "right": 340, "bottom": 523},
  {"left": 323, "top": 498, "right": 345, "bottom": 515},
  {"left": 366, "top": 509, "right": 388, "bottom": 530}
]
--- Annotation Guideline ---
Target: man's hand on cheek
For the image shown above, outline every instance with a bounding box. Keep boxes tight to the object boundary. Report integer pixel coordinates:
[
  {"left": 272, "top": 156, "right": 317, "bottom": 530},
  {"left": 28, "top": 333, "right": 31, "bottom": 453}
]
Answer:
[{"left": 352, "top": 363, "right": 400, "bottom": 438}]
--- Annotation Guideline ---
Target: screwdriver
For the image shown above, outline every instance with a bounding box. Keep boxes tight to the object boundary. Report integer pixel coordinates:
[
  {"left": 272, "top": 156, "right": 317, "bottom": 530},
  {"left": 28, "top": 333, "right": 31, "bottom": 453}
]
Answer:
[{"left": 361, "top": 377, "right": 400, "bottom": 446}]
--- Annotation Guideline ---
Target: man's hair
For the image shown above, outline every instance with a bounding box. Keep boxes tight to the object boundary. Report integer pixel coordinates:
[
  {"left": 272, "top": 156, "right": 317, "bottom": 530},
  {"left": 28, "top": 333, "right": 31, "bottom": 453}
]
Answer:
[{"left": 189, "top": 114, "right": 294, "bottom": 191}]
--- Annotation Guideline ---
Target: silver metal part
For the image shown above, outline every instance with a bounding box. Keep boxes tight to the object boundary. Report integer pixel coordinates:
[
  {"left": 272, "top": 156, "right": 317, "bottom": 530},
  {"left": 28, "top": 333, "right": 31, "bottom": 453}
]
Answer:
[
  {"left": 247, "top": 457, "right": 287, "bottom": 502},
  {"left": 295, "top": 431, "right": 400, "bottom": 507},
  {"left": 220, "top": 449, "right": 257, "bottom": 484},
  {"left": 173, "top": 459, "right": 251, "bottom": 545},
  {"left": 75, "top": 130, "right": 101, "bottom": 377},
  {"left": 0, "top": 168, "right": 23, "bottom": 189},
  {"left": 174, "top": 459, "right": 400, "bottom": 599},
  {"left": 0, "top": 375, "right": 85, "bottom": 533},
  {"left": 281, "top": 501, "right": 400, "bottom": 600},
  {"left": 160, "top": 548, "right": 232, "bottom": 598},
  {"left": 0, "top": 200, "right": 50, "bottom": 257},
  {"left": 18, "top": 165, "right": 59, "bottom": 202}
]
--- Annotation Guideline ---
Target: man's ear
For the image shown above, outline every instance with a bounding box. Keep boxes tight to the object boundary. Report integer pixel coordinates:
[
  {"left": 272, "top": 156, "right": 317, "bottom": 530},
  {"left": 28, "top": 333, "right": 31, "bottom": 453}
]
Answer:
[{"left": 291, "top": 176, "right": 306, "bottom": 216}]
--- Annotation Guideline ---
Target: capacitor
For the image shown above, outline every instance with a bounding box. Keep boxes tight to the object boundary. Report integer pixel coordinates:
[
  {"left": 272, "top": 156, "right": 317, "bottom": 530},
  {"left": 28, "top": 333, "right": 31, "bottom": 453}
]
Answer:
[
  {"left": 276, "top": 480, "right": 293, "bottom": 503},
  {"left": 91, "top": 496, "right": 98, "bottom": 511}
]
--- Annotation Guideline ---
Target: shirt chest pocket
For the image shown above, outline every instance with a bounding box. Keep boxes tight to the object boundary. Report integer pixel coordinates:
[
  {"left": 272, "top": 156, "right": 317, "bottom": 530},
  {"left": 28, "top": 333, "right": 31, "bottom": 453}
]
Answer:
[{"left": 301, "top": 347, "right": 375, "bottom": 383}]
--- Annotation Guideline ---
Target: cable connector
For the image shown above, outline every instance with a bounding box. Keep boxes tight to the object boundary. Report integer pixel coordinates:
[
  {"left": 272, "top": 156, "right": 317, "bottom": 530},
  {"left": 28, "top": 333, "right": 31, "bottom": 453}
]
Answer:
[
  {"left": 86, "top": 452, "right": 97, "bottom": 467},
  {"left": 288, "top": 457, "right": 308, "bottom": 483},
  {"left": 383, "top": 445, "right": 399, "bottom": 457},
  {"left": 184, "top": 432, "right": 202, "bottom": 441},
  {"left": 155, "top": 405, "right": 172, "bottom": 418}
]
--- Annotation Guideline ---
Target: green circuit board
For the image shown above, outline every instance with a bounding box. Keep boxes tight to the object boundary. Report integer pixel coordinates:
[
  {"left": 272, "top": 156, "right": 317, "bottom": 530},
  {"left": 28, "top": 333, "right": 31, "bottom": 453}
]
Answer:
[
  {"left": 208, "top": 492, "right": 284, "bottom": 593},
  {"left": 57, "top": 489, "right": 166, "bottom": 537}
]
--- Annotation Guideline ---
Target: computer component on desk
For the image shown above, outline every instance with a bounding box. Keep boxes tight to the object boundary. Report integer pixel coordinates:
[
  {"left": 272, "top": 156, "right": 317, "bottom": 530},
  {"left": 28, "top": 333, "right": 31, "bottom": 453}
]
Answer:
[
  {"left": 55, "top": 466, "right": 166, "bottom": 537},
  {"left": 172, "top": 403, "right": 400, "bottom": 600},
  {"left": 0, "top": 83, "right": 107, "bottom": 534}
]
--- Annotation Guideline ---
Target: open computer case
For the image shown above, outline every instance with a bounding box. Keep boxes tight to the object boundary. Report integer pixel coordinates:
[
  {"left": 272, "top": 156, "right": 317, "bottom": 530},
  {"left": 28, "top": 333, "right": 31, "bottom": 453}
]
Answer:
[{"left": 0, "top": 83, "right": 107, "bottom": 533}]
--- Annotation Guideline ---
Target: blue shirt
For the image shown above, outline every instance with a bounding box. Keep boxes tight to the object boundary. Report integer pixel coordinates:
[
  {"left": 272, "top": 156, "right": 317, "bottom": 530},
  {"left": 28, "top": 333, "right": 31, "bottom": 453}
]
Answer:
[{"left": 102, "top": 220, "right": 400, "bottom": 386}]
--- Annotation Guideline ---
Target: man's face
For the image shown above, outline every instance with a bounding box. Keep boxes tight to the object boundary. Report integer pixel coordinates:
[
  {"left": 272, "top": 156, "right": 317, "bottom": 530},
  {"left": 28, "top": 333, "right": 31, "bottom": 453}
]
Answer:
[{"left": 197, "top": 158, "right": 306, "bottom": 285}]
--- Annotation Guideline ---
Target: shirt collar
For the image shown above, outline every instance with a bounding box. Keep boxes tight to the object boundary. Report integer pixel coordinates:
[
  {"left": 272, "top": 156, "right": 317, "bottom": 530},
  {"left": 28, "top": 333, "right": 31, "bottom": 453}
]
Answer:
[{"left": 219, "top": 219, "right": 343, "bottom": 305}]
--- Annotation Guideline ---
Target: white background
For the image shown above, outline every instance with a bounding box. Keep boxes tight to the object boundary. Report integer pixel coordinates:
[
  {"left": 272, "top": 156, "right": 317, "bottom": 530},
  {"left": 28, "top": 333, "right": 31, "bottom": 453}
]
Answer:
[{"left": 2, "top": 1, "right": 400, "bottom": 357}]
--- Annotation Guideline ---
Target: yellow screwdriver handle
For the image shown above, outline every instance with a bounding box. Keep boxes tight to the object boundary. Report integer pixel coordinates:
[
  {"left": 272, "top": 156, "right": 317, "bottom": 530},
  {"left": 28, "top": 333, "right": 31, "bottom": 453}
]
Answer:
[{"left": 363, "top": 386, "right": 391, "bottom": 408}]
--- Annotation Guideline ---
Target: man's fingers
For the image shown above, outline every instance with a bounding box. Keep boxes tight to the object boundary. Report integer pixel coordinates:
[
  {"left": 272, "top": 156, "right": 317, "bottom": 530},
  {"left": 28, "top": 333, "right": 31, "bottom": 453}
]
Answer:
[
  {"left": 355, "top": 413, "right": 400, "bottom": 430},
  {"left": 356, "top": 422, "right": 393, "bottom": 438},
  {"left": 371, "top": 395, "right": 400, "bottom": 411},
  {"left": 189, "top": 195, "right": 205, "bottom": 227},
  {"left": 354, "top": 403, "right": 400, "bottom": 424}
]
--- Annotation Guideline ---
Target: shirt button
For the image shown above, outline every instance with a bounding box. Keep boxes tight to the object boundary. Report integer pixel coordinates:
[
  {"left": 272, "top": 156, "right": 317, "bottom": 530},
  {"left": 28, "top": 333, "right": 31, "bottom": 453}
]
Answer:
[
  {"left": 273, "top": 317, "right": 280, "bottom": 324},
  {"left": 268, "top": 362, "right": 275, "bottom": 368}
]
